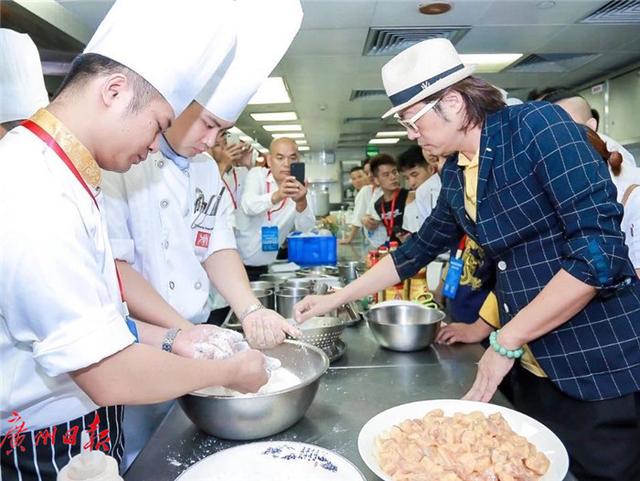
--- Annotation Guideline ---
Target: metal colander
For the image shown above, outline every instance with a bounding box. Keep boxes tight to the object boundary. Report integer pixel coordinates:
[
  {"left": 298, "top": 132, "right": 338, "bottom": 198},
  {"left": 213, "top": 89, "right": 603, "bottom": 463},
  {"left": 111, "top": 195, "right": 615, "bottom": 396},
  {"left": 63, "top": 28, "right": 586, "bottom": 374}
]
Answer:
[{"left": 296, "top": 316, "right": 345, "bottom": 352}]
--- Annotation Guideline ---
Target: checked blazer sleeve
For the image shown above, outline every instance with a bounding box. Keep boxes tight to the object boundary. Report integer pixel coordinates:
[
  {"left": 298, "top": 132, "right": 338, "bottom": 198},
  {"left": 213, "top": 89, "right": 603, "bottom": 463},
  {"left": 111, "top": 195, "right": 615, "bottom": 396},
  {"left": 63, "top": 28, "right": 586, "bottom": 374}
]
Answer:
[{"left": 522, "top": 104, "right": 635, "bottom": 292}]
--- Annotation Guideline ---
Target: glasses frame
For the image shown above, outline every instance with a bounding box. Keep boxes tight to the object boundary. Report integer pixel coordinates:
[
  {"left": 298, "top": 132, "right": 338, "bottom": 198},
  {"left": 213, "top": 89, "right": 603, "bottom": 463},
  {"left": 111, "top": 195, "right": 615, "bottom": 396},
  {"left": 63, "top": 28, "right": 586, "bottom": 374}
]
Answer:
[{"left": 394, "top": 99, "right": 439, "bottom": 133}]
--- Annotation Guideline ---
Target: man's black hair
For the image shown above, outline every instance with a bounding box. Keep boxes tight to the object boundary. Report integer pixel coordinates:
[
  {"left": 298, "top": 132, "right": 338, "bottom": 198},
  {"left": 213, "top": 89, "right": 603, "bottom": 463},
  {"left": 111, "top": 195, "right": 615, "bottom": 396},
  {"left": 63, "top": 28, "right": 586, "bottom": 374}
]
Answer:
[
  {"left": 369, "top": 153, "right": 397, "bottom": 177},
  {"left": 591, "top": 108, "right": 600, "bottom": 131},
  {"left": 350, "top": 166, "right": 364, "bottom": 174},
  {"left": 542, "top": 88, "right": 583, "bottom": 104},
  {"left": 397, "top": 145, "right": 427, "bottom": 172},
  {"left": 54, "top": 53, "right": 161, "bottom": 113},
  {"left": 526, "top": 86, "right": 561, "bottom": 101}
]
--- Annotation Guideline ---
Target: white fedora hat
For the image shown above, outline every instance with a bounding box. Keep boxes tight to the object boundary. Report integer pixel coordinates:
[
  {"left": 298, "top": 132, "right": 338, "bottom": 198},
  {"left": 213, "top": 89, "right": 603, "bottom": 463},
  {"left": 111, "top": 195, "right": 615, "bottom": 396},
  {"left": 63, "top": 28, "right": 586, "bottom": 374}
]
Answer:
[{"left": 381, "top": 38, "right": 475, "bottom": 119}]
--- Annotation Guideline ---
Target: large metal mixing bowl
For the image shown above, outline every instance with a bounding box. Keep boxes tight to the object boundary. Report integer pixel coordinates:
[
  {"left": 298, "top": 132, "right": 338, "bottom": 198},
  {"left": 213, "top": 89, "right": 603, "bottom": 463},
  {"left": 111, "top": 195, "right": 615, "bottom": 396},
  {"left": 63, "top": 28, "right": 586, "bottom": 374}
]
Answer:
[
  {"left": 178, "top": 341, "right": 329, "bottom": 440},
  {"left": 366, "top": 303, "right": 445, "bottom": 352}
]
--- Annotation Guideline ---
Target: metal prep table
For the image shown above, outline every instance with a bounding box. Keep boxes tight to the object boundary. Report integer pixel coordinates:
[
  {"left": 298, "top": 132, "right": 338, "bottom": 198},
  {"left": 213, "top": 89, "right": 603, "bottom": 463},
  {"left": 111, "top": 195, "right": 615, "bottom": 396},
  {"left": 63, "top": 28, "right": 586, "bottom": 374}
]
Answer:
[{"left": 124, "top": 321, "right": 576, "bottom": 481}]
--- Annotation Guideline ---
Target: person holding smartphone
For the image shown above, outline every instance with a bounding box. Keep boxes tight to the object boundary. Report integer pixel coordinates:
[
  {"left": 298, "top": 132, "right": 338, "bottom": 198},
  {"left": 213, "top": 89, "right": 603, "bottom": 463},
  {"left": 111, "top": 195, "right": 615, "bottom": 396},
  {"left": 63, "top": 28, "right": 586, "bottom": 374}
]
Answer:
[{"left": 235, "top": 137, "right": 315, "bottom": 280}]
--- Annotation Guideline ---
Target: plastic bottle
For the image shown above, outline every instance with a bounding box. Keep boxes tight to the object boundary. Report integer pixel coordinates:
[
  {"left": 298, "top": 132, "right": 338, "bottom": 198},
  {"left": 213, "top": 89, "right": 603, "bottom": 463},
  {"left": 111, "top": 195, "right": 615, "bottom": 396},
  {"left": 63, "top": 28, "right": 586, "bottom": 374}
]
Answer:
[{"left": 377, "top": 246, "right": 389, "bottom": 302}]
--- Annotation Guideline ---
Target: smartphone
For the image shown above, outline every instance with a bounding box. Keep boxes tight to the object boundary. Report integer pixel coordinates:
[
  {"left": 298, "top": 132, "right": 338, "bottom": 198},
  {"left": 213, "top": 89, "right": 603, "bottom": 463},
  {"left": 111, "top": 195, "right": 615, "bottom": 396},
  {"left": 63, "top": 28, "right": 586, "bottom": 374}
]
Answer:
[
  {"left": 226, "top": 132, "right": 240, "bottom": 146},
  {"left": 290, "top": 162, "right": 305, "bottom": 184}
]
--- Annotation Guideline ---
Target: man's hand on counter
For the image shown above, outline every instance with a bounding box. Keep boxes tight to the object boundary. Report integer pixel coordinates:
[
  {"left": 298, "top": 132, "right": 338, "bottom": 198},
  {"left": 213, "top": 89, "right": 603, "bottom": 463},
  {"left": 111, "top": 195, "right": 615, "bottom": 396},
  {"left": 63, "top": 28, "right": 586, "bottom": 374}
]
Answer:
[
  {"left": 462, "top": 348, "right": 514, "bottom": 403},
  {"left": 435, "top": 319, "right": 493, "bottom": 345},
  {"left": 242, "top": 308, "right": 302, "bottom": 349}
]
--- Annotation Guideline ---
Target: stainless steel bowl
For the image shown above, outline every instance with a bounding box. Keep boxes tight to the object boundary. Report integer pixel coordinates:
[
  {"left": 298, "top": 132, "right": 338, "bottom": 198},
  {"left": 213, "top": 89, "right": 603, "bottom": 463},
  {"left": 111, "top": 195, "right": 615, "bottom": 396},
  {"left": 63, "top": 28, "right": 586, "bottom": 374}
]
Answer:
[
  {"left": 297, "top": 266, "right": 339, "bottom": 277},
  {"left": 282, "top": 278, "right": 315, "bottom": 290},
  {"left": 366, "top": 304, "right": 445, "bottom": 351},
  {"left": 276, "top": 287, "right": 311, "bottom": 318},
  {"left": 298, "top": 316, "right": 345, "bottom": 352},
  {"left": 178, "top": 341, "right": 329, "bottom": 440}
]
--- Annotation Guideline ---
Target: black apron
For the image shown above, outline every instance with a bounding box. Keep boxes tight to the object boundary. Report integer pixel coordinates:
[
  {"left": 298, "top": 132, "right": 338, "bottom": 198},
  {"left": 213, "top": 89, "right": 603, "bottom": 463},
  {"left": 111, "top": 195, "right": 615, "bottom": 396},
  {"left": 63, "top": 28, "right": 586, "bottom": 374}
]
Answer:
[{"left": 1, "top": 406, "right": 124, "bottom": 481}]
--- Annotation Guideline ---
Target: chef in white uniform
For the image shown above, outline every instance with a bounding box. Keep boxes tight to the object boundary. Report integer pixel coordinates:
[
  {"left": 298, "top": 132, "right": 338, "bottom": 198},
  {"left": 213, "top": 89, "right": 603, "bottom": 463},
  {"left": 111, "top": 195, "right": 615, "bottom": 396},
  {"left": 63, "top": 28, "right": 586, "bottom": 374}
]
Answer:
[
  {"left": 0, "top": 2, "right": 269, "bottom": 479},
  {"left": 0, "top": 28, "right": 49, "bottom": 139},
  {"left": 235, "top": 138, "right": 317, "bottom": 278},
  {"left": 100, "top": 0, "right": 304, "bottom": 466}
]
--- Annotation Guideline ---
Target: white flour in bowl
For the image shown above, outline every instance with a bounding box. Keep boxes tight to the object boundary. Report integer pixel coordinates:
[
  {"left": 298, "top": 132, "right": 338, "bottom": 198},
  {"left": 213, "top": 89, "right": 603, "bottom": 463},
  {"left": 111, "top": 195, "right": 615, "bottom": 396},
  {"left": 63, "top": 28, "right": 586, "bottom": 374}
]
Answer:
[{"left": 195, "top": 367, "right": 302, "bottom": 397}]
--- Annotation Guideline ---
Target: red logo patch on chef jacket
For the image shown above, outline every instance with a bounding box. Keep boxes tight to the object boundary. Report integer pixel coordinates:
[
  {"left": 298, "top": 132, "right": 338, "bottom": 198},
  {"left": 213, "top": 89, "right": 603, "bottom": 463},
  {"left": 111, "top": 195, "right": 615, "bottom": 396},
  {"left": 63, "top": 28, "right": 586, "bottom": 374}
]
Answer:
[{"left": 195, "top": 231, "right": 210, "bottom": 248}]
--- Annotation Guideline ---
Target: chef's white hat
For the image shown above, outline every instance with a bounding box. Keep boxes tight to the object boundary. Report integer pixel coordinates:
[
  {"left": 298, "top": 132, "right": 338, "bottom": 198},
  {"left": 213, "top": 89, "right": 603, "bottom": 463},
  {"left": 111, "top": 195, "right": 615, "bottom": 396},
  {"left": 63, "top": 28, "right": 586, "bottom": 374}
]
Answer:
[
  {"left": 0, "top": 29, "right": 49, "bottom": 124},
  {"left": 85, "top": 0, "right": 237, "bottom": 116},
  {"left": 196, "top": 0, "right": 303, "bottom": 123}
]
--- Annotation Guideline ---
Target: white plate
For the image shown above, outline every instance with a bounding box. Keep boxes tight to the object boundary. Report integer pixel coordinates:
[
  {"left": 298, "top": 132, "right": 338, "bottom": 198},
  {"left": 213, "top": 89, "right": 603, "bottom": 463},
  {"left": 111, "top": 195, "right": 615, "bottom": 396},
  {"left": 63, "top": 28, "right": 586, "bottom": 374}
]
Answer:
[
  {"left": 358, "top": 399, "right": 569, "bottom": 481},
  {"left": 176, "top": 441, "right": 366, "bottom": 481}
]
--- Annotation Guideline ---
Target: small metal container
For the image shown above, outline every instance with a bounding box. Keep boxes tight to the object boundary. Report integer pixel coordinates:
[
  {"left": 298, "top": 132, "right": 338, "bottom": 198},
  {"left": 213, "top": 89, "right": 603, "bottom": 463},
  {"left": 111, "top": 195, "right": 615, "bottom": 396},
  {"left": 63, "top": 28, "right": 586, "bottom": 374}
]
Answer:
[
  {"left": 260, "top": 272, "right": 297, "bottom": 287},
  {"left": 337, "top": 261, "right": 365, "bottom": 284},
  {"left": 178, "top": 341, "right": 329, "bottom": 440},
  {"left": 224, "top": 288, "right": 275, "bottom": 330},
  {"left": 276, "top": 287, "right": 311, "bottom": 318},
  {"left": 250, "top": 281, "right": 277, "bottom": 308},
  {"left": 366, "top": 303, "right": 445, "bottom": 352},
  {"left": 297, "top": 266, "right": 339, "bottom": 277},
  {"left": 282, "top": 278, "right": 315, "bottom": 290}
]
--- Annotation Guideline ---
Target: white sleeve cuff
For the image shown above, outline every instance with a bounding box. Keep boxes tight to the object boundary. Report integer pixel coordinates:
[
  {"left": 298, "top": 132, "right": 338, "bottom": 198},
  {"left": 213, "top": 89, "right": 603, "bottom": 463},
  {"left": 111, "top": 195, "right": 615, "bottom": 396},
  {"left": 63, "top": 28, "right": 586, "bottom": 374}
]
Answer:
[
  {"left": 208, "top": 225, "right": 237, "bottom": 255},
  {"left": 33, "top": 305, "right": 135, "bottom": 377},
  {"left": 110, "top": 238, "right": 135, "bottom": 263}
]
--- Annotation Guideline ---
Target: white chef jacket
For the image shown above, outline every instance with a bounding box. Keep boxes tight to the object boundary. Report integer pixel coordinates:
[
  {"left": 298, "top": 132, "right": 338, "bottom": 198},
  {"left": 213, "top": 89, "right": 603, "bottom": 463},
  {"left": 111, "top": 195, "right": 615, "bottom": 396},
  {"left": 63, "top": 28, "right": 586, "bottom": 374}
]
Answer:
[
  {"left": 101, "top": 151, "right": 236, "bottom": 324},
  {"left": 235, "top": 167, "right": 315, "bottom": 266},
  {"left": 358, "top": 185, "right": 388, "bottom": 248},
  {"left": 402, "top": 174, "right": 442, "bottom": 232},
  {"left": 0, "top": 112, "right": 135, "bottom": 433},
  {"left": 621, "top": 188, "right": 640, "bottom": 270}
]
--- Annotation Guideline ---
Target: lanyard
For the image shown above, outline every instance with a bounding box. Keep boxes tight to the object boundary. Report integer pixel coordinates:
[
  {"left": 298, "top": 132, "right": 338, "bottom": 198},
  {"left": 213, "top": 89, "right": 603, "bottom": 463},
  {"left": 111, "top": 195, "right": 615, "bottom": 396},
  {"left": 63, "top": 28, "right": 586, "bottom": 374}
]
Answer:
[
  {"left": 265, "top": 170, "right": 287, "bottom": 222},
  {"left": 455, "top": 234, "right": 467, "bottom": 259},
  {"left": 222, "top": 168, "right": 238, "bottom": 209},
  {"left": 380, "top": 190, "right": 400, "bottom": 238},
  {"left": 21, "top": 119, "right": 127, "bottom": 306}
]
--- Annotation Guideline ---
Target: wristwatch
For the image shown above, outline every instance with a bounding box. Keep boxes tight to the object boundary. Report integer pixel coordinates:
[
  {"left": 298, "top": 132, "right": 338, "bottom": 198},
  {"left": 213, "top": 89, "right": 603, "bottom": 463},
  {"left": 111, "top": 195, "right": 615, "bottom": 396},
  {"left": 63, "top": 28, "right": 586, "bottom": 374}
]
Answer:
[{"left": 161, "top": 328, "right": 182, "bottom": 353}]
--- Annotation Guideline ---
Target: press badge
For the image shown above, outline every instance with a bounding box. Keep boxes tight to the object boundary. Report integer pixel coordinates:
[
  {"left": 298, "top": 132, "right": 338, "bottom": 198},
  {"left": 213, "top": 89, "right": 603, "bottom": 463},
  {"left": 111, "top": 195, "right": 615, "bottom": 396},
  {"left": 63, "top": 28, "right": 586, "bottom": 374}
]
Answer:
[
  {"left": 261, "top": 226, "right": 279, "bottom": 251},
  {"left": 443, "top": 257, "right": 464, "bottom": 299}
]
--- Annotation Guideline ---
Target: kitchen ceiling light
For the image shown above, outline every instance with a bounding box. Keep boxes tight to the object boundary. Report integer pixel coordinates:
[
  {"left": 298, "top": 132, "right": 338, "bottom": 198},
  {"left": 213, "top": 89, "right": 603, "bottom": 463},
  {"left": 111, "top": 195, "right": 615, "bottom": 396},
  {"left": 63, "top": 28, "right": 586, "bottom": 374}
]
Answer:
[
  {"left": 369, "top": 138, "right": 399, "bottom": 144},
  {"left": 295, "top": 140, "right": 308, "bottom": 145},
  {"left": 248, "top": 77, "right": 291, "bottom": 104},
  {"left": 418, "top": 2, "right": 452, "bottom": 15},
  {"left": 272, "top": 133, "right": 305, "bottom": 139},
  {"left": 250, "top": 112, "right": 298, "bottom": 122},
  {"left": 298, "top": 146, "right": 310, "bottom": 151},
  {"left": 460, "top": 53, "right": 523, "bottom": 73},
  {"left": 263, "top": 124, "right": 302, "bottom": 132},
  {"left": 376, "top": 131, "right": 408, "bottom": 137}
]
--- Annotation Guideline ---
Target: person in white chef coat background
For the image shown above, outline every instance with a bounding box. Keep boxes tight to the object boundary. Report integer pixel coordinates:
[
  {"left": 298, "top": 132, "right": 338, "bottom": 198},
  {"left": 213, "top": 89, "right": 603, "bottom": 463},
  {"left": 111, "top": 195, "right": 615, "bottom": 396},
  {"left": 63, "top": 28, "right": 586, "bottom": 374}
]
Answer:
[
  {"left": 100, "top": 0, "right": 304, "bottom": 466},
  {"left": 0, "top": 2, "right": 270, "bottom": 480},
  {"left": 235, "top": 137, "right": 316, "bottom": 280},
  {"left": 0, "top": 29, "right": 49, "bottom": 140}
]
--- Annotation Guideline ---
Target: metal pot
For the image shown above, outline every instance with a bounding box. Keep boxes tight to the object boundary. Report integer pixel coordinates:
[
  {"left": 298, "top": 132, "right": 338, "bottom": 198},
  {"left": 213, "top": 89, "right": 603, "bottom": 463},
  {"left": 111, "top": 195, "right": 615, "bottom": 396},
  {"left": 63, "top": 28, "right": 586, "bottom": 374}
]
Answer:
[
  {"left": 178, "top": 341, "right": 329, "bottom": 440},
  {"left": 259, "top": 272, "right": 297, "bottom": 287},
  {"left": 366, "top": 303, "right": 445, "bottom": 351},
  {"left": 276, "top": 287, "right": 311, "bottom": 318},
  {"left": 297, "top": 266, "right": 339, "bottom": 277},
  {"left": 338, "top": 261, "right": 365, "bottom": 284},
  {"left": 250, "top": 281, "right": 277, "bottom": 309},
  {"left": 224, "top": 288, "right": 275, "bottom": 330},
  {"left": 311, "top": 186, "right": 330, "bottom": 217}
]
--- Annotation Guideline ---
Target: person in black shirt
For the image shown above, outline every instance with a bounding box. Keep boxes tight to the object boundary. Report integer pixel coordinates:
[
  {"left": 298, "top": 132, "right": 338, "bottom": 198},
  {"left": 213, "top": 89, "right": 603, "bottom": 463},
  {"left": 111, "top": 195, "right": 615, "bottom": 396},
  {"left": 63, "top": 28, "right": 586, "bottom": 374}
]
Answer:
[{"left": 368, "top": 154, "right": 410, "bottom": 244}]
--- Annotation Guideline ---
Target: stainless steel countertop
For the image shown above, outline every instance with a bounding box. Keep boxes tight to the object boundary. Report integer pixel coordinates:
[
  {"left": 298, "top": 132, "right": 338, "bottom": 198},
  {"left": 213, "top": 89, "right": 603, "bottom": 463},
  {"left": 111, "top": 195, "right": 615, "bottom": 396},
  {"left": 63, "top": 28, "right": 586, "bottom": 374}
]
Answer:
[{"left": 124, "top": 322, "right": 576, "bottom": 481}]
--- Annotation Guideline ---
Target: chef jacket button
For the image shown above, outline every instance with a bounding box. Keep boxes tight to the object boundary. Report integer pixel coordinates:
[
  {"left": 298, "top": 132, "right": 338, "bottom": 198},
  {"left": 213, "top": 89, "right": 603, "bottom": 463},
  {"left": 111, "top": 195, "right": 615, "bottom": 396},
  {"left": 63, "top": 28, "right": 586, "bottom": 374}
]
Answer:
[
  {"left": 169, "top": 281, "right": 175, "bottom": 290},
  {"left": 498, "top": 260, "right": 507, "bottom": 271},
  {"left": 162, "top": 240, "right": 169, "bottom": 249},
  {"left": 160, "top": 199, "right": 169, "bottom": 208},
  {"left": 194, "top": 281, "right": 202, "bottom": 290},
  {"left": 503, "top": 303, "right": 510, "bottom": 314},
  {"left": 157, "top": 160, "right": 165, "bottom": 168}
]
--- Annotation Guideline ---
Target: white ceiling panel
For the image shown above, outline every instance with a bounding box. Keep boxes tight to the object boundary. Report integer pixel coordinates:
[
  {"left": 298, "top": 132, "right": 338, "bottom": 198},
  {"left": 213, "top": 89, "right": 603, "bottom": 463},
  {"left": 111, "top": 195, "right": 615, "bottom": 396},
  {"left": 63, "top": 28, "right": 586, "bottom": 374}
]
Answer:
[
  {"left": 455, "top": 25, "right": 561, "bottom": 53},
  {"left": 286, "top": 28, "right": 369, "bottom": 56},
  {"left": 475, "top": 0, "right": 608, "bottom": 26},
  {"left": 299, "top": 0, "right": 376, "bottom": 29},
  {"left": 542, "top": 24, "right": 640, "bottom": 53},
  {"left": 371, "top": 0, "right": 495, "bottom": 27}
]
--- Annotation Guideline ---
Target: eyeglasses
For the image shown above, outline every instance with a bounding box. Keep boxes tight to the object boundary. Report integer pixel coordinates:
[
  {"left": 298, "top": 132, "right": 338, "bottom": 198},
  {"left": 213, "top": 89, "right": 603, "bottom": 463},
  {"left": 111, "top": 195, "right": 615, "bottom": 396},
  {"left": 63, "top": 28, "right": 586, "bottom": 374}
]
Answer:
[{"left": 394, "top": 99, "right": 439, "bottom": 133}]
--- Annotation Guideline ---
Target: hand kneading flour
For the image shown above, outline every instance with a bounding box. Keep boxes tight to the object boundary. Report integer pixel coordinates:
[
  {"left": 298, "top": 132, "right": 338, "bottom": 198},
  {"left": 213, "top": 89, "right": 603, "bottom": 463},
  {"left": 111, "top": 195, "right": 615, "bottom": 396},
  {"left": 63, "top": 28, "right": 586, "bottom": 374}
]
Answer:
[{"left": 196, "top": 367, "right": 301, "bottom": 397}]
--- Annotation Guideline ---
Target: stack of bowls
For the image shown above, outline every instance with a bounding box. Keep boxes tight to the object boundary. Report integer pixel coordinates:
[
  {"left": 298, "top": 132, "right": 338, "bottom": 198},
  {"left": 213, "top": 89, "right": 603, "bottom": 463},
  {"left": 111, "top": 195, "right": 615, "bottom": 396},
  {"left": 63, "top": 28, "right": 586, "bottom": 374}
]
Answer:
[{"left": 366, "top": 302, "right": 445, "bottom": 352}]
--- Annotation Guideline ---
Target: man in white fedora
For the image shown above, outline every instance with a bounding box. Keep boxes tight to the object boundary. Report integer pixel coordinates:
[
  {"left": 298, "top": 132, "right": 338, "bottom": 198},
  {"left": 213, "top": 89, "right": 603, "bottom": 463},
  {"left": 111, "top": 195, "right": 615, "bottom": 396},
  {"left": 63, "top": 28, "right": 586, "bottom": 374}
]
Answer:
[
  {"left": 0, "top": 1, "right": 270, "bottom": 478},
  {"left": 100, "top": 0, "right": 303, "bottom": 464},
  {"left": 0, "top": 28, "right": 49, "bottom": 139},
  {"left": 295, "top": 37, "right": 640, "bottom": 481}
]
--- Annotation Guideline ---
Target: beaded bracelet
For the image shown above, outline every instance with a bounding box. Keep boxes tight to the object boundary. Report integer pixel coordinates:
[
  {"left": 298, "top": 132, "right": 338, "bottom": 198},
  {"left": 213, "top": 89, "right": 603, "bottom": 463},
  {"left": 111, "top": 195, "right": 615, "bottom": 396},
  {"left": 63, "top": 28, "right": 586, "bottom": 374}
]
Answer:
[{"left": 489, "top": 330, "right": 524, "bottom": 359}]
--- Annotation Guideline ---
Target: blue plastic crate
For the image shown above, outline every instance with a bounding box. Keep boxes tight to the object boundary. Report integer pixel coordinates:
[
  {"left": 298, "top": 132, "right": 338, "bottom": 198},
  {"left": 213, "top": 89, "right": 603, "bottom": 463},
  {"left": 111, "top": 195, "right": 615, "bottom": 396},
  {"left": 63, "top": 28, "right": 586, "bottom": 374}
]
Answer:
[{"left": 287, "top": 233, "right": 337, "bottom": 266}]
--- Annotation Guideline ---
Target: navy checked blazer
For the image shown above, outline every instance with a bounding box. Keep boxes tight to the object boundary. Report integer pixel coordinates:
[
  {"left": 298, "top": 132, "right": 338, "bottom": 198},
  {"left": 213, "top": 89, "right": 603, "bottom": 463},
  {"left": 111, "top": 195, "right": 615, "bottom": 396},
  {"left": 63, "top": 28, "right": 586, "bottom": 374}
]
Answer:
[{"left": 392, "top": 102, "right": 640, "bottom": 401}]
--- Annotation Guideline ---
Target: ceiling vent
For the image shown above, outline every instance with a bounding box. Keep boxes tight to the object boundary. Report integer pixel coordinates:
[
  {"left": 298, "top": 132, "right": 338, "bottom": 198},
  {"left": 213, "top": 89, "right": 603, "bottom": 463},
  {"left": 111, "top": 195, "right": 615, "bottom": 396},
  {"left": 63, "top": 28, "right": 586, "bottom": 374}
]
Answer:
[
  {"left": 580, "top": 0, "right": 640, "bottom": 24},
  {"left": 350, "top": 89, "right": 387, "bottom": 101},
  {"left": 363, "top": 26, "right": 469, "bottom": 56},
  {"left": 343, "top": 117, "right": 383, "bottom": 124},
  {"left": 507, "top": 53, "right": 601, "bottom": 73}
]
